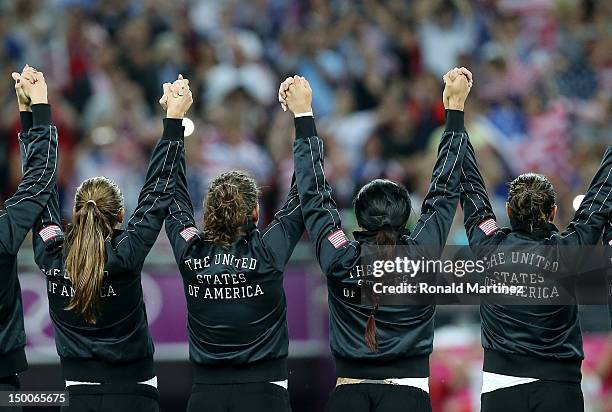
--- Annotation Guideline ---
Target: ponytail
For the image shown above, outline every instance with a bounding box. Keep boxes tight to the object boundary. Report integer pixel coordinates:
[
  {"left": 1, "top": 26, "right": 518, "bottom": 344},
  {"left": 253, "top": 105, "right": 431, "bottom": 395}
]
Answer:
[
  {"left": 203, "top": 171, "right": 259, "bottom": 247},
  {"left": 508, "top": 173, "right": 556, "bottom": 231},
  {"left": 65, "top": 177, "right": 123, "bottom": 324},
  {"left": 365, "top": 303, "right": 380, "bottom": 352},
  {"left": 354, "top": 179, "right": 413, "bottom": 353},
  {"left": 365, "top": 227, "right": 398, "bottom": 352}
]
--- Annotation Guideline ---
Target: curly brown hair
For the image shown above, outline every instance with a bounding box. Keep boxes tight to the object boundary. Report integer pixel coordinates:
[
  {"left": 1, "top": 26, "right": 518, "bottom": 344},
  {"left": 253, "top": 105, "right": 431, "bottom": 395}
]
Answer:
[
  {"left": 507, "top": 173, "right": 556, "bottom": 230},
  {"left": 203, "top": 171, "right": 259, "bottom": 247}
]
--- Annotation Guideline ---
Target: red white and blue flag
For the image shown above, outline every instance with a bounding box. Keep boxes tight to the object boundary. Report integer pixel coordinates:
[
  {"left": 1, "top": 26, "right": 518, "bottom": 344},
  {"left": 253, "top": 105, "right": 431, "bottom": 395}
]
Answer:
[
  {"left": 39, "top": 225, "right": 63, "bottom": 242},
  {"left": 180, "top": 226, "right": 199, "bottom": 242},
  {"left": 327, "top": 229, "right": 348, "bottom": 249},
  {"left": 478, "top": 218, "right": 498, "bottom": 236}
]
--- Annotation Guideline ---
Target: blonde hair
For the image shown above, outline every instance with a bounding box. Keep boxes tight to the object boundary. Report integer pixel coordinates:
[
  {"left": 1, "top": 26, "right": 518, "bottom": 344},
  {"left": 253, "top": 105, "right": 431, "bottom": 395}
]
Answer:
[{"left": 64, "top": 177, "right": 123, "bottom": 324}]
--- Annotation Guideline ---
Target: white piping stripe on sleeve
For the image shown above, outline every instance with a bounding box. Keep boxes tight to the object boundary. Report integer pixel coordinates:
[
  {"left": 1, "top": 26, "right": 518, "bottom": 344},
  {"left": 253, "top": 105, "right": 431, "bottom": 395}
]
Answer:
[
  {"left": 117, "top": 141, "right": 180, "bottom": 246},
  {"left": 412, "top": 132, "right": 463, "bottom": 240},
  {"left": 262, "top": 201, "right": 300, "bottom": 238},
  {"left": 6, "top": 126, "right": 58, "bottom": 208},
  {"left": 317, "top": 136, "right": 341, "bottom": 221},
  {"left": 127, "top": 141, "right": 179, "bottom": 230},
  {"left": 307, "top": 137, "right": 336, "bottom": 227},
  {"left": 431, "top": 131, "right": 454, "bottom": 193},
  {"left": 445, "top": 133, "right": 462, "bottom": 187},
  {"left": 585, "top": 165, "right": 612, "bottom": 212}
]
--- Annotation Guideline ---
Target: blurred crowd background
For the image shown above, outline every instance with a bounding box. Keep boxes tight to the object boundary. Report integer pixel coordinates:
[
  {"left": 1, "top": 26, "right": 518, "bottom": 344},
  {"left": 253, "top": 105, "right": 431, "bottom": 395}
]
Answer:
[{"left": 0, "top": 0, "right": 610, "bottom": 411}]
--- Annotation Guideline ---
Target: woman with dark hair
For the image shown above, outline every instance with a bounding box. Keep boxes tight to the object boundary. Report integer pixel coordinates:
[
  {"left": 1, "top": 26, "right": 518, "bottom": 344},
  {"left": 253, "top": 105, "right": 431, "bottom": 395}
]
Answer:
[
  {"left": 280, "top": 69, "right": 472, "bottom": 412},
  {"left": 0, "top": 67, "right": 57, "bottom": 411},
  {"left": 459, "top": 114, "right": 611, "bottom": 409},
  {"left": 163, "top": 114, "right": 305, "bottom": 410},
  {"left": 31, "top": 76, "right": 192, "bottom": 412}
]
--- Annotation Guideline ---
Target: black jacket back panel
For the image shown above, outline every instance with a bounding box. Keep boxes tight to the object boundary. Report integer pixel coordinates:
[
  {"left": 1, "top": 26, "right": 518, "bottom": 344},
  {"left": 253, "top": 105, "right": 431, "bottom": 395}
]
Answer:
[
  {"left": 460, "top": 141, "right": 612, "bottom": 382},
  {"left": 32, "top": 119, "right": 184, "bottom": 383},
  {"left": 0, "top": 106, "right": 58, "bottom": 378},
  {"left": 165, "top": 147, "right": 304, "bottom": 384},
  {"left": 291, "top": 111, "right": 468, "bottom": 379}
]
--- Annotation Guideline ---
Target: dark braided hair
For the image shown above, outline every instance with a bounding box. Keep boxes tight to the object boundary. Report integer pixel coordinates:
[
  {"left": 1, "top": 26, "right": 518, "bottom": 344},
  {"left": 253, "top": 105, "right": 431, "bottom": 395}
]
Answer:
[
  {"left": 507, "top": 173, "right": 556, "bottom": 231},
  {"left": 203, "top": 171, "right": 259, "bottom": 247},
  {"left": 354, "top": 179, "right": 412, "bottom": 351}
]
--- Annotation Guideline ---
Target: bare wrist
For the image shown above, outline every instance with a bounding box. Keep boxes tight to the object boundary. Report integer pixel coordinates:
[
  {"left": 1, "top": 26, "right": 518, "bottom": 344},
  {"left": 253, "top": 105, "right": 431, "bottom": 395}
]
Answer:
[
  {"left": 292, "top": 106, "right": 313, "bottom": 116},
  {"left": 166, "top": 111, "right": 184, "bottom": 119},
  {"left": 30, "top": 97, "right": 48, "bottom": 105},
  {"left": 446, "top": 99, "right": 465, "bottom": 111}
]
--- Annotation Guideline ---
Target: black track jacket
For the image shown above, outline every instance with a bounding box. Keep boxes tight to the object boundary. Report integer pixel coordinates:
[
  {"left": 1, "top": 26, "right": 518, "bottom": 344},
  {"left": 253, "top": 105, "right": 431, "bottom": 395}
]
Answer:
[
  {"left": 164, "top": 146, "right": 304, "bottom": 384},
  {"left": 460, "top": 142, "right": 612, "bottom": 382},
  {"left": 0, "top": 105, "right": 58, "bottom": 378},
  {"left": 32, "top": 119, "right": 183, "bottom": 383},
  {"left": 292, "top": 111, "right": 467, "bottom": 379}
]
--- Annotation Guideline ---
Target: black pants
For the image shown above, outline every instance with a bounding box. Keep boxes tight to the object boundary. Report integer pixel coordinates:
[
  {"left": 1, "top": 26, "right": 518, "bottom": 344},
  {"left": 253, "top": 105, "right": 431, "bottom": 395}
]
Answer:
[
  {"left": 61, "top": 383, "right": 159, "bottom": 412},
  {"left": 187, "top": 382, "right": 291, "bottom": 412},
  {"left": 327, "top": 384, "right": 432, "bottom": 412},
  {"left": 0, "top": 375, "right": 21, "bottom": 412},
  {"left": 481, "top": 381, "right": 584, "bottom": 412}
]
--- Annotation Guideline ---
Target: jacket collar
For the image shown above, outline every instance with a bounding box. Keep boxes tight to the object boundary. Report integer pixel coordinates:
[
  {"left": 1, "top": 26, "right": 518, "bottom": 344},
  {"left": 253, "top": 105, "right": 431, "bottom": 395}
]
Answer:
[
  {"left": 510, "top": 219, "right": 559, "bottom": 239},
  {"left": 353, "top": 228, "right": 411, "bottom": 244}
]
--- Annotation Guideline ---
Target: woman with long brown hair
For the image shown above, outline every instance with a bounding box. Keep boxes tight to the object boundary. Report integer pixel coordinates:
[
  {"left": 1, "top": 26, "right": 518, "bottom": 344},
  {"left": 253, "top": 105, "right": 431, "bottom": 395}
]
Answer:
[
  {"left": 31, "top": 76, "right": 192, "bottom": 412},
  {"left": 164, "top": 112, "right": 305, "bottom": 411}
]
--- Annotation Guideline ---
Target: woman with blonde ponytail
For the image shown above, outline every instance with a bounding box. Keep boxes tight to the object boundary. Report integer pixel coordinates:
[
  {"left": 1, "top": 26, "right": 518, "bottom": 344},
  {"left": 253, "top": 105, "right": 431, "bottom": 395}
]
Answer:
[
  {"left": 64, "top": 178, "right": 124, "bottom": 324},
  {"left": 31, "top": 76, "right": 193, "bottom": 412},
  {"left": 281, "top": 69, "right": 472, "bottom": 412}
]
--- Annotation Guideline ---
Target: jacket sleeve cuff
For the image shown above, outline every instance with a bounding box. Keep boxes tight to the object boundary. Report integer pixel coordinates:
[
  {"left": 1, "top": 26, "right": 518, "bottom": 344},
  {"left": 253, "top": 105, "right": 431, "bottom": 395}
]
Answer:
[
  {"left": 32, "top": 104, "right": 52, "bottom": 126},
  {"left": 20, "top": 112, "right": 33, "bottom": 132},
  {"left": 162, "top": 118, "right": 185, "bottom": 141},
  {"left": 445, "top": 109, "right": 465, "bottom": 132},
  {"left": 294, "top": 116, "right": 317, "bottom": 140}
]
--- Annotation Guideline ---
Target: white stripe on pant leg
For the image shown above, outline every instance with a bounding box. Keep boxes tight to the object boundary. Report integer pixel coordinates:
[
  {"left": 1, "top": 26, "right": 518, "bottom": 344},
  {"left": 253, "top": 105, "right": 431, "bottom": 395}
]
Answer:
[
  {"left": 270, "top": 380, "right": 288, "bottom": 389},
  {"left": 65, "top": 376, "right": 158, "bottom": 388}
]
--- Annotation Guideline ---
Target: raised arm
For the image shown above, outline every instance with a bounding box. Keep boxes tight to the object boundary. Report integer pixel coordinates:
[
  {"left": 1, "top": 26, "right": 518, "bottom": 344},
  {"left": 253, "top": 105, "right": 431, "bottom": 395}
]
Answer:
[
  {"left": 32, "top": 183, "right": 63, "bottom": 268},
  {"left": 556, "top": 147, "right": 612, "bottom": 245},
  {"left": 260, "top": 174, "right": 305, "bottom": 271},
  {"left": 408, "top": 68, "right": 472, "bottom": 245},
  {"left": 115, "top": 76, "right": 192, "bottom": 268},
  {"left": 164, "top": 138, "right": 200, "bottom": 261},
  {"left": 458, "top": 138, "right": 502, "bottom": 246},
  {"left": 0, "top": 69, "right": 58, "bottom": 257},
  {"left": 283, "top": 76, "right": 358, "bottom": 275}
]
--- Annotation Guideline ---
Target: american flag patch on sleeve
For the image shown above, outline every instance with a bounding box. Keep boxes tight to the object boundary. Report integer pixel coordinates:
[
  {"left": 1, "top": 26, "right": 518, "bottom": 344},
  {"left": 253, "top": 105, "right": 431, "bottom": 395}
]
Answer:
[
  {"left": 327, "top": 229, "right": 348, "bottom": 249},
  {"left": 180, "top": 226, "right": 199, "bottom": 241},
  {"left": 39, "top": 225, "right": 63, "bottom": 242},
  {"left": 478, "top": 218, "right": 498, "bottom": 236}
]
